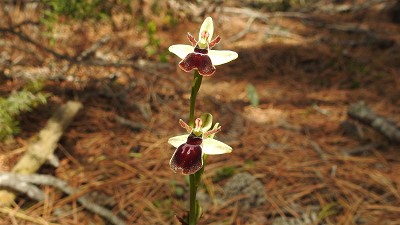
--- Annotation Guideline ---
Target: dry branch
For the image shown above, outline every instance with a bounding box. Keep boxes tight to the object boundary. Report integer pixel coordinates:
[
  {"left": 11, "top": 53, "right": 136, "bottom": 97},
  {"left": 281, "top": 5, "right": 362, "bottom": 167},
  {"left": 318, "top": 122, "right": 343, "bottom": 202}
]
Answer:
[
  {"left": 341, "top": 143, "right": 379, "bottom": 155},
  {"left": 76, "top": 35, "right": 110, "bottom": 61},
  {"left": 309, "top": 140, "right": 327, "bottom": 161},
  {"left": 0, "top": 101, "right": 83, "bottom": 206},
  {"left": 0, "top": 173, "right": 126, "bottom": 225},
  {"left": 0, "top": 26, "right": 73, "bottom": 61},
  {"left": 115, "top": 115, "right": 146, "bottom": 131},
  {"left": 221, "top": 6, "right": 309, "bottom": 22},
  {"left": 229, "top": 17, "right": 255, "bottom": 42},
  {"left": 0, "top": 174, "right": 45, "bottom": 202},
  {"left": 348, "top": 102, "right": 400, "bottom": 143}
]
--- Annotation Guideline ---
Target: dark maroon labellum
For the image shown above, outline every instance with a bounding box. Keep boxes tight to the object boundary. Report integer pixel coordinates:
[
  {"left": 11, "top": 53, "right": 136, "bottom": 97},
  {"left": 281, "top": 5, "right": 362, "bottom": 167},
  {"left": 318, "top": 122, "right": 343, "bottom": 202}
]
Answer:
[
  {"left": 170, "top": 134, "right": 203, "bottom": 175},
  {"left": 178, "top": 47, "right": 216, "bottom": 76}
]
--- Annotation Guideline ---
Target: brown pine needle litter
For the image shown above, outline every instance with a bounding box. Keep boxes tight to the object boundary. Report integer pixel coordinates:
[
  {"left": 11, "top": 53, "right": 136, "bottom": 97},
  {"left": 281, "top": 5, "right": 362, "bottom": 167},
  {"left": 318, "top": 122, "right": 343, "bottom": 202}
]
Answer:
[{"left": 1, "top": 0, "right": 400, "bottom": 224}]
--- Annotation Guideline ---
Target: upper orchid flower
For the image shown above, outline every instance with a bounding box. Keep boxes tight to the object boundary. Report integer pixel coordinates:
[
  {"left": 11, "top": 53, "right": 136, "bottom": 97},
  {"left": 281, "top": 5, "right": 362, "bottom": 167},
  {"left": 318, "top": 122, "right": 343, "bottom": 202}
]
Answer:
[
  {"left": 168, "top": 115, "right": 232, "bottom": 175},
  {"left": 169, "top": 17, "right": 238, "bottom": 76}
]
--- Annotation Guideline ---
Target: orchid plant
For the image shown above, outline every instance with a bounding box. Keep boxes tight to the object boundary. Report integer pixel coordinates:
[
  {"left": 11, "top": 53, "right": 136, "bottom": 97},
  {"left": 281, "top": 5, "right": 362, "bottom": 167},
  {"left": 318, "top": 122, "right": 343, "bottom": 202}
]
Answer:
[{"left": 168, "top": 17, "right": 238, "bottom": 225}]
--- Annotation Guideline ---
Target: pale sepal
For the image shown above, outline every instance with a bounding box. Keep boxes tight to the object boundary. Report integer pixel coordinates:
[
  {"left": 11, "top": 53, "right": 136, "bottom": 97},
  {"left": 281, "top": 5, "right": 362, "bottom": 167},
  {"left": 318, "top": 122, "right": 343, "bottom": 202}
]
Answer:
[
  {"left": 168, "top": 135, "right": 188, "bottom": 148},
  {"left": 168, "top": 44, "right": 194, "bottom": 60},
  {"left": 208, "top": 50, "right": 239, "bottom": 66},
  {"left": 202, "top": 138, "right": 232, "bottom": 155}
]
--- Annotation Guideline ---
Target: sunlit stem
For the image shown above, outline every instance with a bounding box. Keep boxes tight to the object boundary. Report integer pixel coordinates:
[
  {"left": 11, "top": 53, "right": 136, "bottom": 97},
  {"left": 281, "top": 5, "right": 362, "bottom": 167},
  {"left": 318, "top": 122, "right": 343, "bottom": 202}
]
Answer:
[
  {"left": 189, "top": 174, "right": 197, "bottom": 225},
  {"left": 189, "top": 70, "right": 203, "bottom": 127},
  {"left": 189, "top": 156, "right": 206, "bottom": 225},
  {"left": 188, "top": 70, "right": 203, "bottom": 225}
]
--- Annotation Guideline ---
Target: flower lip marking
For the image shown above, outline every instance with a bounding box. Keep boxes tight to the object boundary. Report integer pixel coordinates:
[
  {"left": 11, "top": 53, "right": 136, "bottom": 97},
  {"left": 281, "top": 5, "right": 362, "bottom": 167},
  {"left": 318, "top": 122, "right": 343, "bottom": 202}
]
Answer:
[
  {"left": 201, "top": 31, "right": 209, "bottom": 41},
  {"left": 168, "top": 17, "right": 238, "bottom": 76}
]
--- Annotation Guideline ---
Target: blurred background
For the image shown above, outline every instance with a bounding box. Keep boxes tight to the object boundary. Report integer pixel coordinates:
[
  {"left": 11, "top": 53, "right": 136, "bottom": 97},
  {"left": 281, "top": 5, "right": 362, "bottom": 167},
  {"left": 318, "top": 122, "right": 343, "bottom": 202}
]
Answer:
[{"left": 1, "top": 0, "right": 400, "bottom": 224}]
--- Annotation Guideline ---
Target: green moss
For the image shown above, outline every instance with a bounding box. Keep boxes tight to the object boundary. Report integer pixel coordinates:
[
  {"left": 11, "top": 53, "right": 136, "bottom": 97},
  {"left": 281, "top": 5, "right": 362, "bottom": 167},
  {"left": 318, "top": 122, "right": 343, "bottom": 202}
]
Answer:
[{"left": 0, "top": 80, "right": 49, "bottom": 141}]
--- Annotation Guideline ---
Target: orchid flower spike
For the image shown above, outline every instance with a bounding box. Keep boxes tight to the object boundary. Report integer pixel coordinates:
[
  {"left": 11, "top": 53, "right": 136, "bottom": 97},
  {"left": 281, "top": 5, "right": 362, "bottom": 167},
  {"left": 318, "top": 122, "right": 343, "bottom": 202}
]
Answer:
[
  {"left": 169, "top": 17, "right": 238, "bottom": 76},
  {"left": 168, "top": 116, "right": 232, "bottom": 175}
]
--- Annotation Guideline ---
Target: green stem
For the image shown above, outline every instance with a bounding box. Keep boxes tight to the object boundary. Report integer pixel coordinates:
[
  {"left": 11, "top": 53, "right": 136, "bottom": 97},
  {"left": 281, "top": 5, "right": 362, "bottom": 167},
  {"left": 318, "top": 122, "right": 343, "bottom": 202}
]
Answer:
[
  {"left": 189, "top": 70, "right": 203, "bottom": 127},
  {"left": 188, "top": 70, "right": 203, "bottom": 225},
  {"left": 188, "top": 174, "right": 197, "bottom": 225}
]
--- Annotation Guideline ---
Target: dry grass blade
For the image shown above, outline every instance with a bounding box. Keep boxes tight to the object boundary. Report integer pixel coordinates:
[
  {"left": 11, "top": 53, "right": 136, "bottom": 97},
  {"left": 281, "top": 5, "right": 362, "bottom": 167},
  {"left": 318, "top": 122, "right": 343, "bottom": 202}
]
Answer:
[{"left": 0, "top": 207, "right": 58, "bottom": 225}]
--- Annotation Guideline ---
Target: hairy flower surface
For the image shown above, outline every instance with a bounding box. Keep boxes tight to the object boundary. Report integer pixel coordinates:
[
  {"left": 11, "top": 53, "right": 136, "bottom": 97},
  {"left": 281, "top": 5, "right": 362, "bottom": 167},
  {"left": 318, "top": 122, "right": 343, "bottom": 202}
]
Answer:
[
  {"left": 169, "top": 17, "right": 238, "bottom": 76},
  {"left": 168, "top": 118, "right": 232, "bottom": 175}
]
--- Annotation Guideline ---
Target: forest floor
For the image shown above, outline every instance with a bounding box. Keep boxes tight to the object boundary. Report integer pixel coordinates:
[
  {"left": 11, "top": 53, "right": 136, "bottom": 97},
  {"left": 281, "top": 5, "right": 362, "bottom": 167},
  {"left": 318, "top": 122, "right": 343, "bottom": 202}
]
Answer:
[{"left": 1, "top": 0, "right": 400, "bottom": 224}]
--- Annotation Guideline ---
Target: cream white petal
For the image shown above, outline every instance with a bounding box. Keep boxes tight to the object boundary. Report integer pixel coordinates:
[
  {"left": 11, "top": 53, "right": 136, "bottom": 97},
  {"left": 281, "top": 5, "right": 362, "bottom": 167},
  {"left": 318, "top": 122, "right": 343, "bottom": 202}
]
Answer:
[
  {"left": 202, "top": 138, "right": 232, "bottom": 155},
  {"left": 208, "top": 50, "right": 238, "bottom": 66},
  {"left": 168, "top": 44, "right": 194, "bottom": 60},
  {"left": 168, "top": 134, "right": 188, "bottom": 148}
]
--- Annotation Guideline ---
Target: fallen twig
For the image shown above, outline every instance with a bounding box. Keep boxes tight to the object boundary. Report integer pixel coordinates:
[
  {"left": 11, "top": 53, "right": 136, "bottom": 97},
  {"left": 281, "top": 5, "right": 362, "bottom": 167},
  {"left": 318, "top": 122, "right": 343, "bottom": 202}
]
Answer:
[
  {"left": 115, "top": 115, "right": 146, "bottom": 131},
  {"left": 56, "top": 35, "right": 112, "bottom": 78},
  {"left": 0, "top": 173, "right": 126, "bottom": 225},
  {"left": 348, "top": 102, "right": 400, "bottom": 143},
  {"left": 341, "top": 143, "right": 379, "bottom": 155},
  {"left": 0, "top": 26, "right": 73, "bottom": 61},
  {"left": 0, "top": 101, "right": 83, "bottom": 206},
  {"left": 265, "top": 26, "right": 301, "bottom": 39},
  {"left": 0, "top": 174, "right": 44, "bottom": 201},
  {"left": 221, "top": 6, "right": 309, "bottom": 22},
  {"left": 76, "top": 35, "right": 111, "bottom": 61},
  {"left": 229, "top": 17, "right": 255, "bottom": 42},
  {"left": 310, "top": 140, "right": 327, "bottom": 161},
  {"left": 315, "top": 0, "right": 390, "bottom": 13}
]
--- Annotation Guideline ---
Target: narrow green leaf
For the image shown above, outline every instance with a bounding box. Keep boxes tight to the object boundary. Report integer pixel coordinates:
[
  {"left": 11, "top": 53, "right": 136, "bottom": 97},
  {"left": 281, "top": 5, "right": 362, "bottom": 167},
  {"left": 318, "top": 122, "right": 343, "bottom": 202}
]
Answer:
[{"left": 246, "top": 83, "right": 259, "bottom": 107}]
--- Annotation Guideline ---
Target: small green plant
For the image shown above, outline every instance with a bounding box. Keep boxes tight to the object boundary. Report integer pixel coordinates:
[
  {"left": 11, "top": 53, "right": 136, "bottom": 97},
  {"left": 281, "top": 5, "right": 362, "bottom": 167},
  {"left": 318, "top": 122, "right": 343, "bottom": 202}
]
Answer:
[
  {"left": 213, "top": 166, "right": 236, "bottom": 182},
  {"left": 41, "top": 0, "right": 130, "bottom": 21},
  {"left": 144, "top": 20, "right": 169, "bottom": 62},
  {"left": 318, "top": 202, "right": 339, "bottom": 221},
  {"left": 145, "top": 20, "right": 161, "bottom": 57},
  {"left": 40, "top": 0, "right": 130, "bottom": 43},
  {"left": 0, "top": 81, "right": 49, "bottom": 140},
  {"left": 246, "top": 83, "right": 259, "bottom": 107}
]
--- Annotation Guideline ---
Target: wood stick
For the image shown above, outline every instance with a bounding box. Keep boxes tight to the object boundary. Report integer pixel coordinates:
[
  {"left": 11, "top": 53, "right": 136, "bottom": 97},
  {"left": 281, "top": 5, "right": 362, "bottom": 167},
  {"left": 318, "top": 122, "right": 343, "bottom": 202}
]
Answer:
[
  {"left": 348, "top": 102, "right": 400, "bottom": 143},
  {"left": 221, "top": 6, "right": 309, "bottom": 22},
  {"left": 0, "top": 173, "right": 45, "bottom": 202},
  {"left": 0, "top": 27, "right": 72, "bottom": 61},
  {"left": 115, "top": 115, "right": 146, "bottom": 131},
  {"left": 76, "top": 35, "right": 110, "bottom": 61},
  {"left": 0, "top": 101, "right": 83, "bottom": 206},
  {"left": 0, "top": 173, "right": 126, "bottom": 225}
]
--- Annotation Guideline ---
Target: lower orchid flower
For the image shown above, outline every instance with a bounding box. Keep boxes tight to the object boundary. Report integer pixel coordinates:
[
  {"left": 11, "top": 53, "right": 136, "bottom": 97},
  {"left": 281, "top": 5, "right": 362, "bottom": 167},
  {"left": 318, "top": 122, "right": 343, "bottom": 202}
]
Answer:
[
  {"left": 169, "top": 116, "right": 232, "bottom": 175},
  {"left": 168, "top": 17, "right": 238, "bottom": 76}
]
